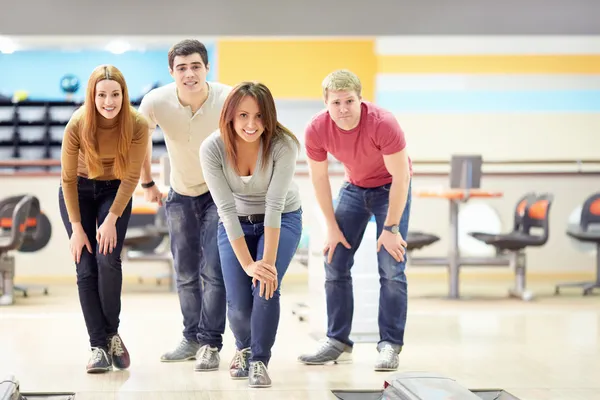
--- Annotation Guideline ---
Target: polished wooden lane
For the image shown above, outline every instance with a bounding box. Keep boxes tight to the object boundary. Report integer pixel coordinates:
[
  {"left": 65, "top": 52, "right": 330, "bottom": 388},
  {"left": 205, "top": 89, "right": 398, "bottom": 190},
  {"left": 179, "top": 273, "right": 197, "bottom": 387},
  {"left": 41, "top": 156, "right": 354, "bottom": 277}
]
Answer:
[{"left": 1, "top": 277, "right": 599, "bottom": 400}]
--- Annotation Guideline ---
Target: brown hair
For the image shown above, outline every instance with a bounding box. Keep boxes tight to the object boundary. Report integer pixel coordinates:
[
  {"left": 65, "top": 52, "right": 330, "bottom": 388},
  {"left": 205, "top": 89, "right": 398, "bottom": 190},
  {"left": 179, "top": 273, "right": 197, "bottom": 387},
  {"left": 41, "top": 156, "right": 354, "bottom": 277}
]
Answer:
[
  {"left": 219, "top": 81, "right": 300, "bottom": 173},
  {"left": 168, "top": 39, "right": 209, "bottom": 70},
  {"left": 79, "top": 64, "right": 134, "bottom": 180}
]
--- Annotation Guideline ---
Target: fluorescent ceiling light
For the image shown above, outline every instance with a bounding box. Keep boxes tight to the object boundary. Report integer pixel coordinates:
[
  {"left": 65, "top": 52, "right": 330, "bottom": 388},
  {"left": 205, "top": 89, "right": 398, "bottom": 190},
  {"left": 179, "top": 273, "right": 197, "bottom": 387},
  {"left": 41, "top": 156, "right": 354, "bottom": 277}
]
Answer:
[
  {"left": 105, "top": 39, "right": 130, "bottom": 54},
  {"left": 0, "top": 37, "right": 18, "bottom": 54}
]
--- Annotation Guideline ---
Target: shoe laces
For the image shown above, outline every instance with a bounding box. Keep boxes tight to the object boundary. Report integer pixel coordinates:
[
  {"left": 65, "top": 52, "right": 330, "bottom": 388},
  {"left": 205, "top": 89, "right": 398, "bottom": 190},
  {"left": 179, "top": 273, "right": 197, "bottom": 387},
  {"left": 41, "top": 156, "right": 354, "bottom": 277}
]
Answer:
[
  {"left": 233, "top": 348, "right": 249, "bottom": 370},
  {"left": 317, "top": 338, "right": 336, "bottom": 354},
  {"left": 379, "top": 344, "right": 396, "bottom": 361},
  {"left": 110, "top": 335, "right": 124, "bottom": 356},
  {"left": 173, "top": 338, "right": 194, "bottom": 353},
  {"left": 251, "top": 361, "right": 266, "bottom": 378},
  {"left": 198, "top": 345, "right": 215, "bottom": 364},
  {"left": 91, "top": 347, "right": 104, "bottom": 363}
]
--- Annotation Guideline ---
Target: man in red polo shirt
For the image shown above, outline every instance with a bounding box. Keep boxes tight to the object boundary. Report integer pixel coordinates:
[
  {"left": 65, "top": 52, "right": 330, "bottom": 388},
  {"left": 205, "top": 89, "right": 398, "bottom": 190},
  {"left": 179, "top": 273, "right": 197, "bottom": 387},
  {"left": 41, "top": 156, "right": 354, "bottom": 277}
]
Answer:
[{"left": 298, "top": 69, "right": 412, "bottom": 371}]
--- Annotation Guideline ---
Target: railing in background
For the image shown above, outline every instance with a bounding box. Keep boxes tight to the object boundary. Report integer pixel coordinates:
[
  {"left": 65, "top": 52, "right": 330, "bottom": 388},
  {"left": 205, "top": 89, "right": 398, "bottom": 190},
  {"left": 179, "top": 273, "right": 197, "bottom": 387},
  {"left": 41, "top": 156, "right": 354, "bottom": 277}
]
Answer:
[{"left": 2, "top": 158, "right": 600, "bottom": 178}]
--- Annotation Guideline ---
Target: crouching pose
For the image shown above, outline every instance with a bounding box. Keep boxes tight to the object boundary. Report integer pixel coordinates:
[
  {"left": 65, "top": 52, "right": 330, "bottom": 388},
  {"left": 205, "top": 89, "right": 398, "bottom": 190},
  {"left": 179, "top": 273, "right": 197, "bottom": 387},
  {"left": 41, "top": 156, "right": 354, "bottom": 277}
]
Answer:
[{"left": 200, "top": 81, "right": 303, "bottom": 387}]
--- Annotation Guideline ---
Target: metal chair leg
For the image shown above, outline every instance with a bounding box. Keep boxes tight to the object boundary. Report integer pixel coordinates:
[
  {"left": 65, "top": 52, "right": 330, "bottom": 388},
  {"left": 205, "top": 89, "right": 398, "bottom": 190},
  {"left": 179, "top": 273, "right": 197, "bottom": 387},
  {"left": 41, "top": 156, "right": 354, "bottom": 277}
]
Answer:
[{"left": 509, "top": 250, "right": 534, "bottom": 301}]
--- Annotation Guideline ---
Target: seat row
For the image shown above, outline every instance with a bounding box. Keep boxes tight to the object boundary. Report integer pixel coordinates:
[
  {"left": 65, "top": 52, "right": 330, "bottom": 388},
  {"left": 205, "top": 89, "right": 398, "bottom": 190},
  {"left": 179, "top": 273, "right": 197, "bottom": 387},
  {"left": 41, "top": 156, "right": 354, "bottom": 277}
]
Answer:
[{"left": 406, "top": 192, "right": 600, "bottom": 297}]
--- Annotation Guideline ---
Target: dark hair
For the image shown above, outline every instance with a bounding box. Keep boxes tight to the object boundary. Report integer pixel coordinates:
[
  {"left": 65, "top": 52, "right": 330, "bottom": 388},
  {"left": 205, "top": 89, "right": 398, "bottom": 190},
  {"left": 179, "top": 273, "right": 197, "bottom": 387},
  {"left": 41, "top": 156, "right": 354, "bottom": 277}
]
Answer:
[
  {"left": 168, "top": 39, "right": 209, "bottom": 70},
  {"left": 219, "top": 81, "right": 300, "bottom": 174}
]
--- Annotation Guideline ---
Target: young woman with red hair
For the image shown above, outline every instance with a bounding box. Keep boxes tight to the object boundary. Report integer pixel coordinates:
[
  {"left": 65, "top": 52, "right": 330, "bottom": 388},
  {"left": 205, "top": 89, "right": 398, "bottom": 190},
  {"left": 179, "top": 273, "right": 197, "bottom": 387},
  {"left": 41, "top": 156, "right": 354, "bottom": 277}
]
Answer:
[{"left": 58, "top": 64, "right": 148, "bottom": 374}]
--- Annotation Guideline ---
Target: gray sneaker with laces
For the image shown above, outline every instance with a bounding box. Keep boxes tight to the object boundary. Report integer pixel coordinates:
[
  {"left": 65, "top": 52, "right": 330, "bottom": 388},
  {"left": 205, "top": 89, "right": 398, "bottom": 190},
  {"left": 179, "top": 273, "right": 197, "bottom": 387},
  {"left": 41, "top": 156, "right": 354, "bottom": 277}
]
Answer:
[
  {"left": 87, "top": 347, "right": 112, "bottom": 373},
  {"left": 248, "top": 361, "right": 271, "bottom": 388},
  {"left": 160, "top": 338, "right": 200, "bottom": 362},
  {"left": 229, "top": 347, "right": 251, "bottom": 379},
  {"left": 297, "top": 338, "right": 352, "bottom": 365},
  {"left": 374, "top": 342, "right": 401, "bottom": 371},
  {"left": 194, "top": 344, "right": 220, "bottom": 371}
]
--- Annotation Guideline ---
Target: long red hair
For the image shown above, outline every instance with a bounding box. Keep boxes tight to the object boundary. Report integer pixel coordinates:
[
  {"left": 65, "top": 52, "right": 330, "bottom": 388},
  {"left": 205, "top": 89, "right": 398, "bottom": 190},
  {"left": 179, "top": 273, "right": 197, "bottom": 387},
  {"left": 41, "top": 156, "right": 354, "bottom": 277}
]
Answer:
[
  {"left": 79, "top": 64, "right": 134, "bottom": 180},
  {"left": 219, "top": 81, "right": 299, "bottom": 173}
]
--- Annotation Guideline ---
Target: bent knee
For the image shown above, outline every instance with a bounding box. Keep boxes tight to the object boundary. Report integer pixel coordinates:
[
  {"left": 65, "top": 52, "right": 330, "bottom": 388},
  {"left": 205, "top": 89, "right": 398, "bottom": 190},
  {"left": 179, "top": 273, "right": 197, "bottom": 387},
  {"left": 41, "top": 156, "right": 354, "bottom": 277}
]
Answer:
[
  {"left": 227, "top": 300, "right": 252, "bottom": 322},
  {"left": 176, "top": 273, "right": 200, "bottom": 288},
  {"left": 96, "top": 251, "right": 122, "bottom": 271},
  {"left": 251, "top": 284, "right": 281, "bottom": 303},
  {"left": 379, "top": 252, "right": 407, "bottom": 282},
  {"left": 325, "top": 264, "right": 352, "bottom": 283}
]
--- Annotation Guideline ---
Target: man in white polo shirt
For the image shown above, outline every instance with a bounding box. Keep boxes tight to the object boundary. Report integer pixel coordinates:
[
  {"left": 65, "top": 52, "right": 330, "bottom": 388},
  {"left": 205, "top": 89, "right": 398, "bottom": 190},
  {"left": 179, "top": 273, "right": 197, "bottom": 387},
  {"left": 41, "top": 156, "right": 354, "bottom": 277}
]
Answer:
[{"left": 138, "top": 39, "right": 232, "bottom": 372}]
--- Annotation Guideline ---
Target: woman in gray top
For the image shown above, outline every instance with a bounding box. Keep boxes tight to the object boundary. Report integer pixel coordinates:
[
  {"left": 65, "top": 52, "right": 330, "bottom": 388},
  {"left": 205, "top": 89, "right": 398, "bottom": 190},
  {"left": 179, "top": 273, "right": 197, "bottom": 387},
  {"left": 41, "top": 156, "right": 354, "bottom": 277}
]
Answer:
[{"left": 199, "top": 81, "right": 303, "bottom": 388}]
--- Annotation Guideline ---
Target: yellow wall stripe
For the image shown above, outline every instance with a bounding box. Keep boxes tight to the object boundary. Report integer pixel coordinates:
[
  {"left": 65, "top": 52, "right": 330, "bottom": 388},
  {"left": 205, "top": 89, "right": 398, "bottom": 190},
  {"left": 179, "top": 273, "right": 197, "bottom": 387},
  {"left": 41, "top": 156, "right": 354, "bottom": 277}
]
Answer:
[
  {"left": 378, "top": 55, "right": 600, "bottom": 74},
  {"left": 217, "top": 39, "right": 376, "bottom": 101}
]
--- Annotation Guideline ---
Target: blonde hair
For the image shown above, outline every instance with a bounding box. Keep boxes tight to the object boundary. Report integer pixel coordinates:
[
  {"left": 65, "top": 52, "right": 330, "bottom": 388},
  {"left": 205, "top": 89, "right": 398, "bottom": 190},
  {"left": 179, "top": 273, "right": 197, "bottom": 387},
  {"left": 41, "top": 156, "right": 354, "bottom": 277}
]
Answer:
[
  {"left": 80, "top": 64, "right": 134, "bottom": 180},
  {"left": 322, "top": 69, "right": 362, "bottom": 100}
]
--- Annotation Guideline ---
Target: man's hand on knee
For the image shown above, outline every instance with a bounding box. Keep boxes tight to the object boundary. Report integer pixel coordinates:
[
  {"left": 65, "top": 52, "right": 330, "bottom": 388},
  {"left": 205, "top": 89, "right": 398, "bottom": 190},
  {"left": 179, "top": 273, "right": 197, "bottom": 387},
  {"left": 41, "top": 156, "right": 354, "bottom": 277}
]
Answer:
[
  {"left": 377, "top": 230, "right": 407, "bottom": 262},
  {"left": 324, "top": 226, "right": 351, "bottom": 264}
]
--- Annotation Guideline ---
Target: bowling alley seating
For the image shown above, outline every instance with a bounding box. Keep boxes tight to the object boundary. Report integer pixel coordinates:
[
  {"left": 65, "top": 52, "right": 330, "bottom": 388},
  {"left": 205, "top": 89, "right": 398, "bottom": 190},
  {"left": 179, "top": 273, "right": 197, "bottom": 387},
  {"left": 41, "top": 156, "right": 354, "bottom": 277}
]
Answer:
[
  {"left": 469, "top": 192, "right": 554, "bottom": 300},
  {"left": 123, "top": 204, "right": 172, "bottom": 288},
  {"left": 406, "top": 231, "right": 440, "bottom": 252},
  {"left": 0, "top": 194, "right": 46, "bottom": 306},
  {"left": 469, "top": 192, "right": 537, "bottom": 247},
  {"left": 555, "top": 192, "right": 600, "bottom": 296}
]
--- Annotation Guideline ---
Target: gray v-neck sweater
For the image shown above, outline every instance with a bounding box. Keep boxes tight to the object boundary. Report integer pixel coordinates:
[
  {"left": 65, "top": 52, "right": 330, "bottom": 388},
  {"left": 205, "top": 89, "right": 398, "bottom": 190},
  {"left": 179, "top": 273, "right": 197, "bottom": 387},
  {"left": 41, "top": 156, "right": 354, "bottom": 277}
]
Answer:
[{"left": 199, "top": 130, "right": 302, "bottom": 240}]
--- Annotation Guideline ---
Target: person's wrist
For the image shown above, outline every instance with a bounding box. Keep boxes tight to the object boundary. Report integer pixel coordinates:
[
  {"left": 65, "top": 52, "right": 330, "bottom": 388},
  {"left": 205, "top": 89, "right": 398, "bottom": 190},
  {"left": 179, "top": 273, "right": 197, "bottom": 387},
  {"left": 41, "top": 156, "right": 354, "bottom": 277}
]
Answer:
[
  {"left": 105, "top": 212, "right": 118, "bottom": 225},
  {"left": 72, "top": 222, "right": 84, "bottom": 233},
  {"left": 383, "top": 224, "right": 400, "bottom": 235},
  {"left": 141, "top": 180, "right": 155, "bottom": 189}
]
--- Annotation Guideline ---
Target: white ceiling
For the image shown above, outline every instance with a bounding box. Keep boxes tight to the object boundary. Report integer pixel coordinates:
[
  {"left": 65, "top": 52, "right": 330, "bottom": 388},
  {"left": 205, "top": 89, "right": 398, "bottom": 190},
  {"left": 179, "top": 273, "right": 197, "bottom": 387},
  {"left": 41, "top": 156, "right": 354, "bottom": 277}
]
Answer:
[{"left": 0, "top": 35, "right": 219, "bottom": 52}]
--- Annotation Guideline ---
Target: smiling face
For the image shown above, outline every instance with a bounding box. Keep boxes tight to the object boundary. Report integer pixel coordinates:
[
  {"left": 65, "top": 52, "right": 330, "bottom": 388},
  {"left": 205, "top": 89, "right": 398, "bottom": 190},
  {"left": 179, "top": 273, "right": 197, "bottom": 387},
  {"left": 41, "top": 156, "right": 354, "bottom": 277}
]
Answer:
[
  {"left": 169, "top": 53, "right": 209, "bottom": 95},
  {"left": 94, "top": 79, "right": 123, "bottom": 119},
  {"left": 233, "top": 95, "right": 264, "bottom": 144}
]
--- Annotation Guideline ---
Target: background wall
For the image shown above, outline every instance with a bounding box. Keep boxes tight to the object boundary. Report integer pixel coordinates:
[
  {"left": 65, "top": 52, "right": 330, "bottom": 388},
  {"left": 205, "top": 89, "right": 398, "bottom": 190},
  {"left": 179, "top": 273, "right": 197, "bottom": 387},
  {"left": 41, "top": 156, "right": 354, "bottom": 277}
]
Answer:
[
  {"left": 1, "top": 32, "right": 599, "bottom": 286},
  {"left": 374, "top": 36, "right": 600, "bottom": 162},
  {"left": 0, "top": 43, "right": 217, "bottom": 101}
]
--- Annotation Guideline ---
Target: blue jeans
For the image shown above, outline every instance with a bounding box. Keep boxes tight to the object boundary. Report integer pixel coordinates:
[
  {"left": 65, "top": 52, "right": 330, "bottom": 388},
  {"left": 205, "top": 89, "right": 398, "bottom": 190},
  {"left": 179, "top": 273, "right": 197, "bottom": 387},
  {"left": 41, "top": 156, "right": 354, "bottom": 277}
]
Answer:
[
  {"left": 58, "top": 177, "right": 132, "bottom": 350},
  {"left": 218, "top": 208, "right": 303, "bottom": 365},
  {"left": 165, "top": 188, "right": 226, "bottom": 350},
  {"left": 326, "top": 180, "right": 411, "bottom": 348}
]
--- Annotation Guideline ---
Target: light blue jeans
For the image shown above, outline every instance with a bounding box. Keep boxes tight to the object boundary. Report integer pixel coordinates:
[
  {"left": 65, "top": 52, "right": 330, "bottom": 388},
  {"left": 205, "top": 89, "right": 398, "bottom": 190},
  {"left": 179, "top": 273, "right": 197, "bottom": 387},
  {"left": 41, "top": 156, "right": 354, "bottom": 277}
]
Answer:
[{"left": 218, "top": 208, "right": 303, "bottom": 365}]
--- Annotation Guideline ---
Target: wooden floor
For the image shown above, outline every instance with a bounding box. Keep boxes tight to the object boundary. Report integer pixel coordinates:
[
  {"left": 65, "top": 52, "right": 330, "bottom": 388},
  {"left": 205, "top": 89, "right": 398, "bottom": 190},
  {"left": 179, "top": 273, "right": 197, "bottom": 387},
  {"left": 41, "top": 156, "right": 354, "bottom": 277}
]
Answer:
[{"left": 1, "top": 276, "right": 599, "bottom": 400}]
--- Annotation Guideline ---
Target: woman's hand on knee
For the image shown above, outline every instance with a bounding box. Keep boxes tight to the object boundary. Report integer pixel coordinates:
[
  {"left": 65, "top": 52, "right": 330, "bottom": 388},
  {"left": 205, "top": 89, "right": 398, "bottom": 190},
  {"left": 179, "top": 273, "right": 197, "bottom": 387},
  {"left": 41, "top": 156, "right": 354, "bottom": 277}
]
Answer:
[
  {"left": 258, "top": 279, "right": 277, "bottom": 300},
  {"left": 245, "top": 261, "right": 278, "bottom": 299},
  {"left": 96, "top": 219, "right": 118, "bottom": 255},
  {"left": 69, "top": 226, "right": 92, "bottom": 264},
  {"left": 252, "top": 276, "right": 277, "bottom": 300},
  {"left": 244, "top": 260, "right": 277, "bottom": 282}
]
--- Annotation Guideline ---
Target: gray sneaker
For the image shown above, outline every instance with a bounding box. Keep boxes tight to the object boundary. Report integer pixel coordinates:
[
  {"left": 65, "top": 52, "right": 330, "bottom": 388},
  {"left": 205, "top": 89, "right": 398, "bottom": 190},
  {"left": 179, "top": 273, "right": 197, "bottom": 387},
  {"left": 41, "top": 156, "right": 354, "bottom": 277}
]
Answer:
[
  {"left": 374, "top": 342, "right": 401, "bottom": 371},
  {"left": 297, "top": 338, "right": 352, "bottom": 365},
  {"left": 160, "top": 338, "right": 200, "bottom": 362},
  {"left": 248, "top": 361, "right": 271, "bottom": 388},
  {"left": 194, "top": 344, "right": 220, "bottom": 371},
  {"left": 87, "top": 347, "right": 112, "bottom": 374},
  {"left": 229, "top": 347, "right": 251, "bottom": 379}
]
